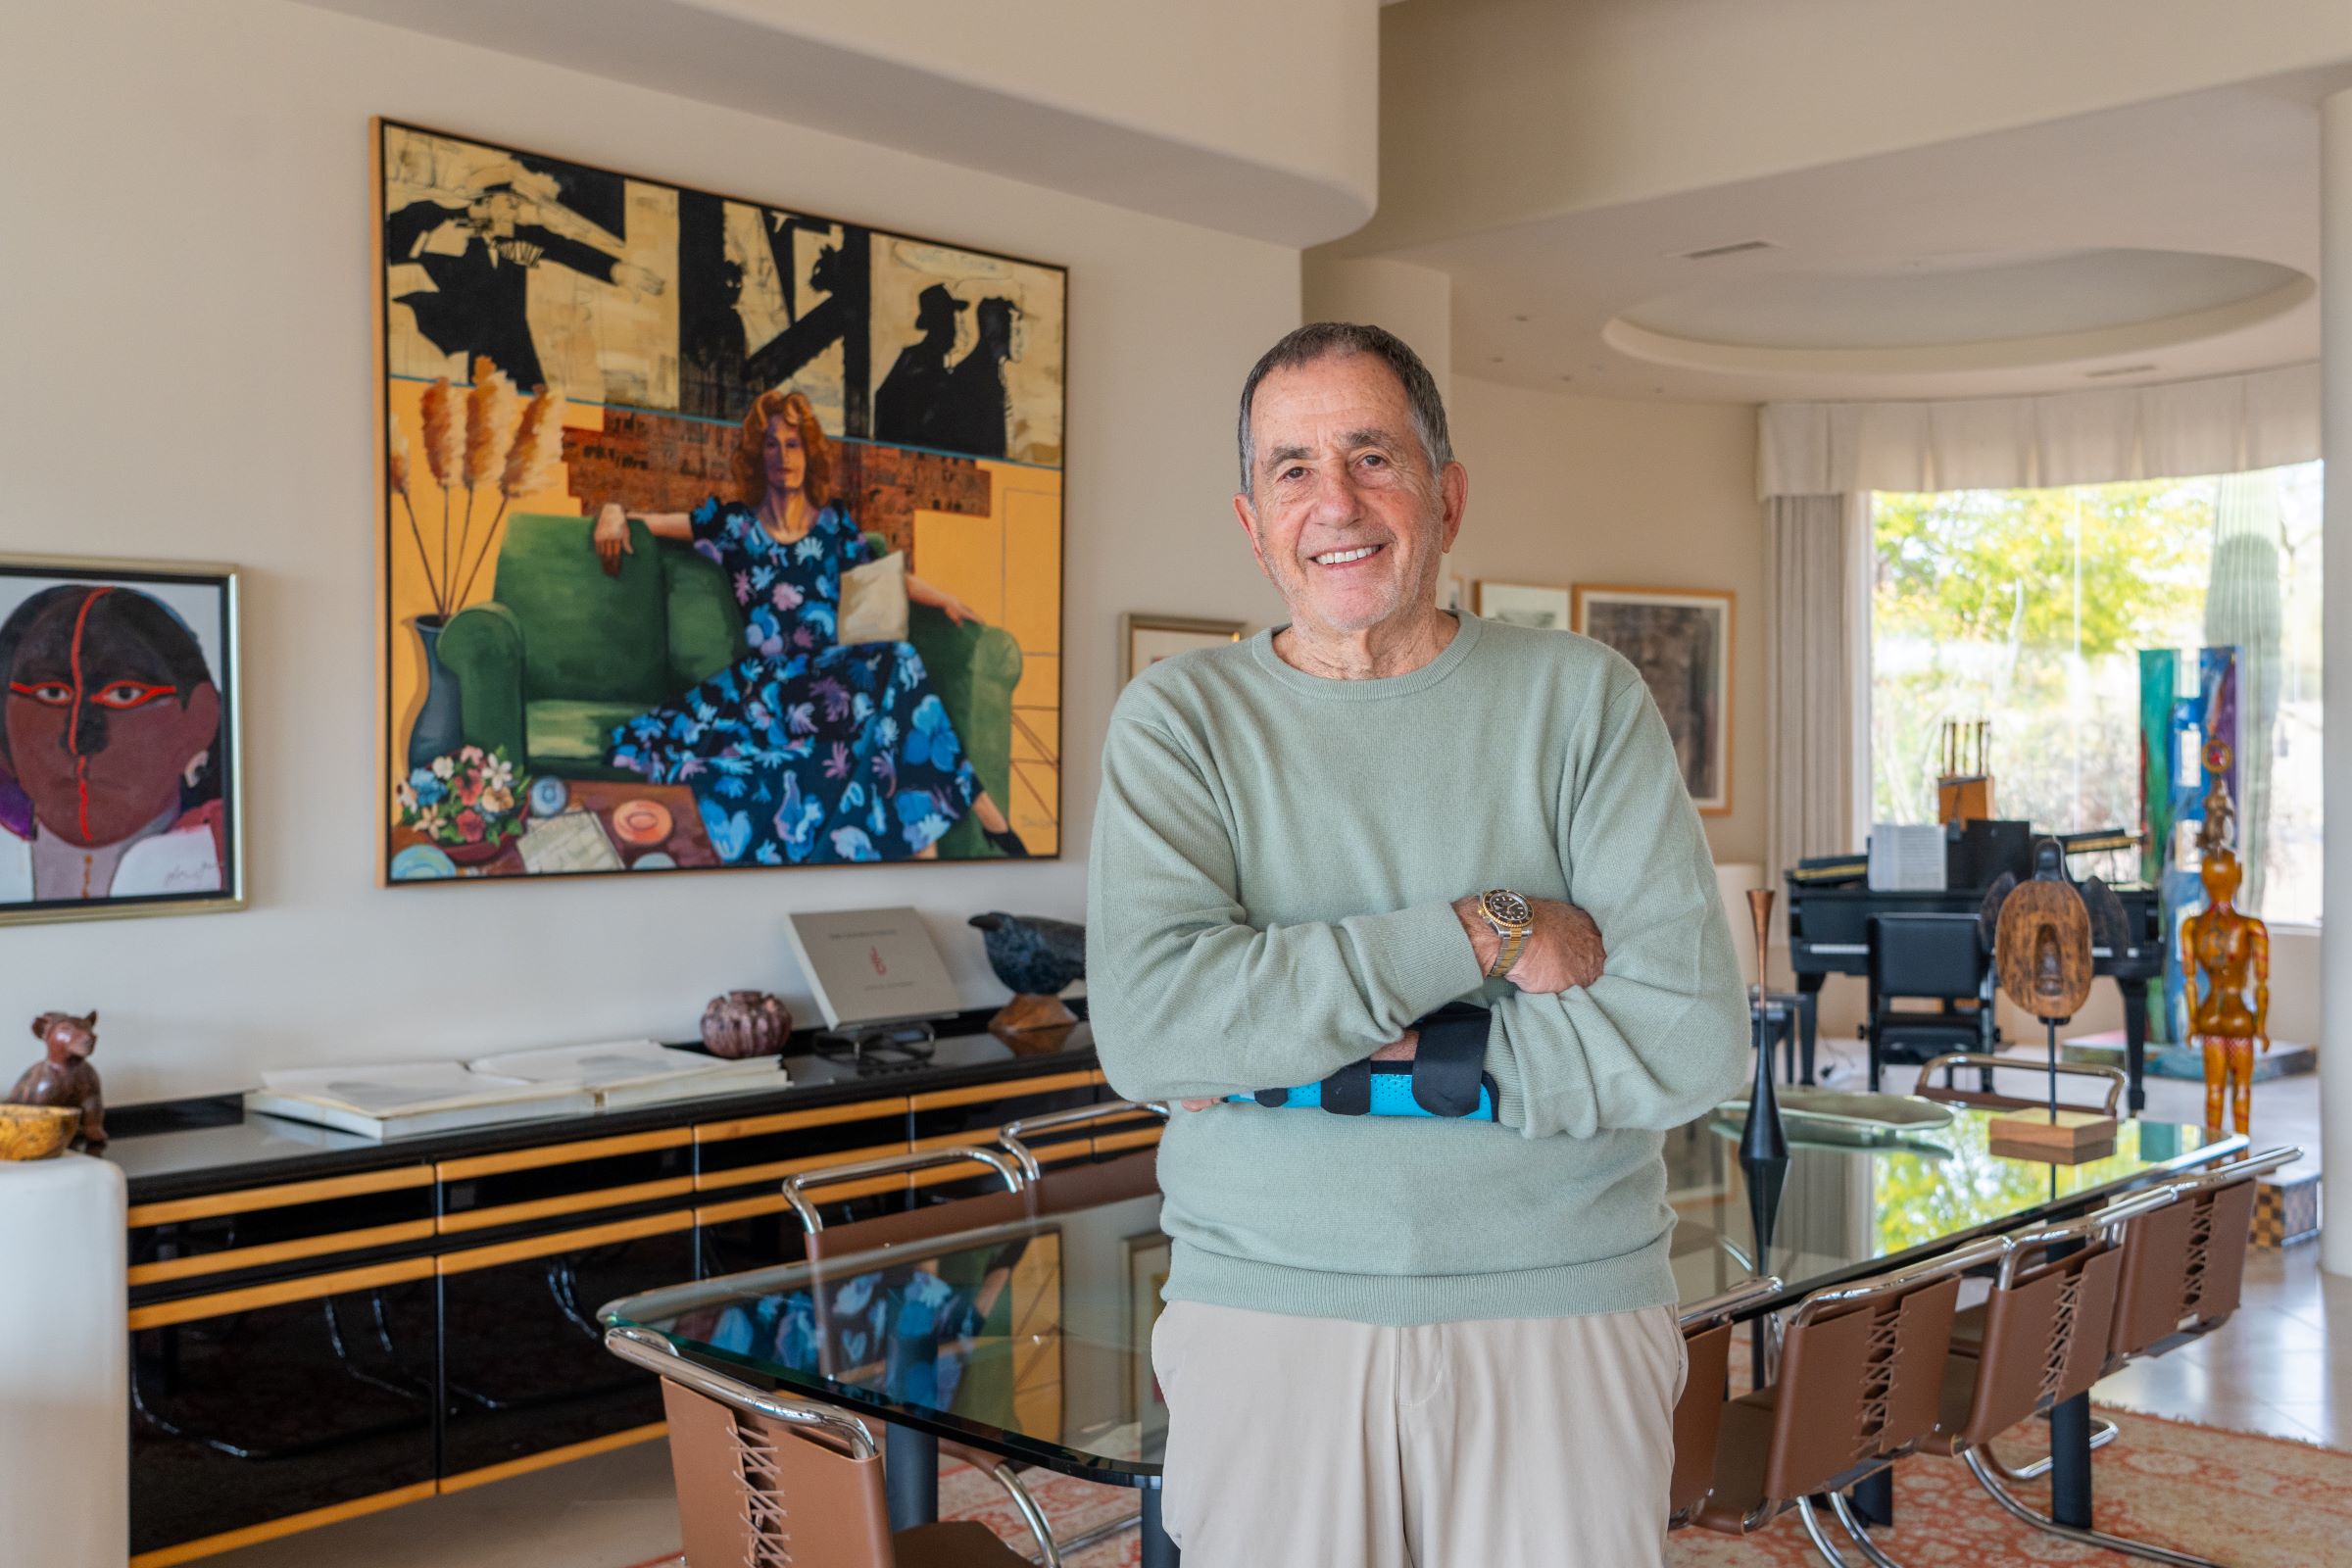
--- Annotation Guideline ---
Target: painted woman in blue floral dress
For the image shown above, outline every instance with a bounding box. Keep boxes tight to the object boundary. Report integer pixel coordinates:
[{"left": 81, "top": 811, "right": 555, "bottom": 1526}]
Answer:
[{"left": 590, "top": 388, "right": 1027, "bottom": 864}]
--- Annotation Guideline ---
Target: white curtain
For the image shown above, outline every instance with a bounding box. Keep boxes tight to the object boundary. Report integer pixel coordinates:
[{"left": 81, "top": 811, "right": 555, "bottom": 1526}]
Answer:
[
  {"left": 1765, "top": 494, "right": 1867, "bottom": 885},
  {"left": 1757, "top": 364, "right": 2321, "bottom": 500}
]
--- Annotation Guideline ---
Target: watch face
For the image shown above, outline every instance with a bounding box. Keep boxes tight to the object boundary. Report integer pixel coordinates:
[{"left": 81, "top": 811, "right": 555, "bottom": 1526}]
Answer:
[{"left": 1482, "top": 889, "right": 1531, "bottom": 927}]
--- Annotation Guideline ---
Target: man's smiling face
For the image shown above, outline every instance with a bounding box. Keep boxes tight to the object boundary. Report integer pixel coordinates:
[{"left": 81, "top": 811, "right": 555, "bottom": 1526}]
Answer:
[{"left": 1234, "top": 351, "right": 1463, "bottom": 640}]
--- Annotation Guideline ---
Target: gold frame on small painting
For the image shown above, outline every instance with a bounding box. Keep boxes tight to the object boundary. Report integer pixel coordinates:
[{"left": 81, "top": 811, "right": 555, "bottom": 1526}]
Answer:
[
  {"left": 1120, "top": 612, "right": 1246, "bottom": 686},
  {"left": 0, "top": 552, "right": 246, "bottom": 925}
]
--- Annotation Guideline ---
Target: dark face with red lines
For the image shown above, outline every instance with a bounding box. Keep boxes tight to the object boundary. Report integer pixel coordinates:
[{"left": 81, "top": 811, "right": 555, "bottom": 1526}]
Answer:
[{"left": 0, "top": 587, "right": 220, "bottom": 849}]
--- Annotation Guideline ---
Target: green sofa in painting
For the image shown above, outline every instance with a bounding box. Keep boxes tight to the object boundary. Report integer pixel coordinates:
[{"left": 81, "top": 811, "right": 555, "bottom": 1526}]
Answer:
[{"left": 437, "top": 514, "right": 1022, "bottom": 859}]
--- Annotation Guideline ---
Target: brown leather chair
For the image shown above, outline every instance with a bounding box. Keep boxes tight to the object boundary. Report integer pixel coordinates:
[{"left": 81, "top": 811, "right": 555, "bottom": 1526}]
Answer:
[
  {"left": 1909, "top": 1198, "right": 2142, "bottom": 1565},
  {"left": 1948, "top": 1149, "right": 2299, "bottom": 1568},
  {"left": 1693, "top": 1235, "right": 2008, "bottom": 1565},
  {"left": 780, "top": 1146, "right": 1072, "bottom": 1563},
  {"left": 609, "top": 1325, "right": 1031, "bottom": 1568},
  {"left": 1671, "top": 1277, "right": 1782, "bottom": 1529},
  {"left": 1913, "top": 1052, "right": 2127, "bottom": 1117}
]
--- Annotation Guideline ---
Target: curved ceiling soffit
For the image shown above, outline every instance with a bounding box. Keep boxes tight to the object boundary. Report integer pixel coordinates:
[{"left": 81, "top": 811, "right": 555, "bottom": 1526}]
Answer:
[{"left": 1600, "top": 274, "right": 2315, "bottom": 380}]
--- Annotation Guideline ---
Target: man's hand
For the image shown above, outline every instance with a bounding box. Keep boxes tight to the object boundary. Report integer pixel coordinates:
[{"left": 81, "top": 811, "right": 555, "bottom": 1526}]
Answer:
[
  {"left": 1178, "top": 1028, "right": 1418, "bottom": 1110},
  {"left": 1453, "top": 896, "right": 1605, "bottom": 994}
]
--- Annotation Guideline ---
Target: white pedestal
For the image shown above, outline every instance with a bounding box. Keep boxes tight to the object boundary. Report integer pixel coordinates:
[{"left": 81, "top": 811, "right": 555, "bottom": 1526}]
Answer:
[{"left": 0, "top": 1152, "right": 127, "bottom": 1567}]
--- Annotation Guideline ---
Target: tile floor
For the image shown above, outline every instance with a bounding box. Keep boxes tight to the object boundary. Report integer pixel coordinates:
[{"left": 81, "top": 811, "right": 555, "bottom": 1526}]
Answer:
[{"left": 207, "top": 1044, "right": 2342, "bottom": 1568}]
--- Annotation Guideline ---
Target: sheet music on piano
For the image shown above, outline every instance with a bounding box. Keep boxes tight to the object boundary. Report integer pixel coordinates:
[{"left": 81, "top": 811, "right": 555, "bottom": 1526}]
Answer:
[{"left": 1866, "top": 823, "right": 1948, "bottom": 892}]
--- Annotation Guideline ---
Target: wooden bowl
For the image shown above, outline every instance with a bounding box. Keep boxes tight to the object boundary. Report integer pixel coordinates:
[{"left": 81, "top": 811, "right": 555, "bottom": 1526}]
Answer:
[{"left": 0, "top": 1104, "right": 79, "bottom": 1161}]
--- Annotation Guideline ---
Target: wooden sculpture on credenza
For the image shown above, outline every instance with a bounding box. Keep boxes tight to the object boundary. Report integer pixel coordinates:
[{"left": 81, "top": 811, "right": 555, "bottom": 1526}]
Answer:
[{"left": 2182, "top": 742, "right": 2269, "bottom": 1135}]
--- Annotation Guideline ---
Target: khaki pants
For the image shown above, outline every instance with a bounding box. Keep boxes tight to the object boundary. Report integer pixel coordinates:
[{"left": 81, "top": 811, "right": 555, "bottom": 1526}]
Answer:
[{"left": 1152, "top": 1299, "right": 1686, "bottom": 1567}]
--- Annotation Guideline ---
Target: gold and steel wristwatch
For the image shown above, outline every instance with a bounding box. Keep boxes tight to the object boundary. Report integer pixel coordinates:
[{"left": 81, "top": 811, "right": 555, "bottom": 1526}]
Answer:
[{"left": 1476, "top": 888, "right": 1534, "bottom": 979}]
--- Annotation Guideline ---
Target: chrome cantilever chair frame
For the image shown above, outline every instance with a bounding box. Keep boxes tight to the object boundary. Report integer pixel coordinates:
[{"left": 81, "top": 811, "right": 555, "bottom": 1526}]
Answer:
[
  {"left": 1957, "top": 1150, "right": 2302, "bottom": 1568},
  {"left": 1913, "top": 1053, "right": 2128, "bottom": 1117},
  {"left": 778, "top": 1144, "right": 1063, "bottom": 1564},
  {"left": 780, "top": 1144, "right": 1026, "bottom": 1235},
  {"left": 998, "top": 1100, "right": 1169, "bottom": 1181}
]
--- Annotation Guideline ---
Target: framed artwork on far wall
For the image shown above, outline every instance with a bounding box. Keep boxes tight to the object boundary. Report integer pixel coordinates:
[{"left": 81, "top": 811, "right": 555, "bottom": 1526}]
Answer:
[
  {"left": 1121, "top": 613, "right": 1245, "bottom": 685},
  {"left": 0, "top": 556, "right": 244, "bottom": 925},
  {"left": 1473, "top": 580, "right": 1571, "bottom": 630},
  {"left": 1573, "top": 584, "right": 1734, "bottom": 815}
]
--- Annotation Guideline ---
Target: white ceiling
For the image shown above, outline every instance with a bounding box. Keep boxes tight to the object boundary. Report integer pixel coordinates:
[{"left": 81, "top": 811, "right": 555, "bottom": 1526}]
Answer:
[{"left": 1369, "top": 70, "right": 2352, "bottom": 404}]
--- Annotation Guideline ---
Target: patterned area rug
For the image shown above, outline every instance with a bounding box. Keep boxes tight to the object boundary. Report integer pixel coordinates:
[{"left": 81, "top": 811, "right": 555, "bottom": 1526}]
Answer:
[
  {"left": 938, "top": 1409, "right": 2352, "bottom": 1568},
  {"left": 618, "top": 1408, "right": 2351, "bottom": 1567}
]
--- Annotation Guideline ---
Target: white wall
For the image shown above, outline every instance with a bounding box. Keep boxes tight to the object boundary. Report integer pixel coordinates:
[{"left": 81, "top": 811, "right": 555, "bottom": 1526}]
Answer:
[
  {"left": 1301, "top": 256, "right": 1453, "bottom": 403},
  {"left": 0, "top": 0, "right": 1297, "bottom": 1103},
  {"left": 1443, "top": 375, "right": 1766, "bottom": 865}
]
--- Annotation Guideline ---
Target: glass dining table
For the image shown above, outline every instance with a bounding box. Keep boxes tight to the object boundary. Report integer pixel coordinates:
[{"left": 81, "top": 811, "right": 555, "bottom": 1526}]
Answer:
[{"left": 601, "top": 1107, "right": 2243, "bottom": 1566}]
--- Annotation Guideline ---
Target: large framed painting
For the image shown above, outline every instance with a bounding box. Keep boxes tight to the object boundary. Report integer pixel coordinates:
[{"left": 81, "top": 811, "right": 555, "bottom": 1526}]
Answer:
[
  {"left": 0, "top": 556, "right": 243, "bottom": 925},
  {"left": 1572, "top": 584, "right": 1734, "bottom": 816},
  {"left": 376, "top": 121, "right": 1065, "bottom": 883}
]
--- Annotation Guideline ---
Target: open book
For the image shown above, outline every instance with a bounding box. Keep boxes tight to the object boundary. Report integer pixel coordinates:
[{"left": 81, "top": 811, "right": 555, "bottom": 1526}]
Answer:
[
  {"left": 246, "top": 1042, "right": 790, "bottom": 1138},
  {"left": 471, "top": 1040, "right": 787, "bottom": 1109}
]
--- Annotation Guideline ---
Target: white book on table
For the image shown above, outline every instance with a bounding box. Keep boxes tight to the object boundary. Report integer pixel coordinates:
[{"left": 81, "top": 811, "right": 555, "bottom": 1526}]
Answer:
[
  {"left": 245, "top": 1060, "right": 595, "bottom": 1139},
  {"left": 470, "top": 1040, "right": 787, "bottom": 1107}
]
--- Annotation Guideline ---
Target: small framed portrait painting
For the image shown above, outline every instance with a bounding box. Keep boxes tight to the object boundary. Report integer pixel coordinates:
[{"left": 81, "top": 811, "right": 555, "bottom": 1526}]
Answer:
[
  {"left": 0, "top": 557, "right": 243, "bottom": 924},
  {"left": 1473, "top": 580, "right": 1572, "bottom": 631},
  {"left": 1573, "top": 583, "right": 1734, "bottom": 815},
  {"left": 1121, "top": 613, "right": 1245, "bottom": 685}
]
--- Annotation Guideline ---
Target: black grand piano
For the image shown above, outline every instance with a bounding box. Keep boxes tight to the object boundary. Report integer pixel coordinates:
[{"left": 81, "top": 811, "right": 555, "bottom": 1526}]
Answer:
[{"left": 1783, "top": 828, "right": 2166, "bottom": 1112}]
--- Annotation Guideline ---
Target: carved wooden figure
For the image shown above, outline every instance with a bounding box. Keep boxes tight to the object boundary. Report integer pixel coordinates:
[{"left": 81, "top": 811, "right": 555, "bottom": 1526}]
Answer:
[
  {"left": 2184, "top": 844, "right": 2269, "bottom": 1135},
  {"left": 9, "top": 1009, "right": 104, "bottom": 1145},
  {"left": 1992, "top": 842, "right": 2094, "bottom": 1023}
]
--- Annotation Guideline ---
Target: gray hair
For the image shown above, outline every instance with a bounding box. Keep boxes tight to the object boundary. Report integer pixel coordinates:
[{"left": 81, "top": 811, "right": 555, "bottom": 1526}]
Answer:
[{"left": 1236, "top": 321, "right": 1454, "bottom": 495}]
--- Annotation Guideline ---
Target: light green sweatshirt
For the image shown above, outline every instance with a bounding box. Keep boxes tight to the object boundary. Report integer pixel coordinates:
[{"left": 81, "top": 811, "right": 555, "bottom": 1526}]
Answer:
[{"left": 1085, "top": 613, "right": 1749, "bottom": 1326}]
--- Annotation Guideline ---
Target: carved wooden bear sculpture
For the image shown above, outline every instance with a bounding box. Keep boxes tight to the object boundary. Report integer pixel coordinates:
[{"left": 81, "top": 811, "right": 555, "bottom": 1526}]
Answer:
[{"left": 10, "top": 1009, "right": 103, "bottom": 1145}]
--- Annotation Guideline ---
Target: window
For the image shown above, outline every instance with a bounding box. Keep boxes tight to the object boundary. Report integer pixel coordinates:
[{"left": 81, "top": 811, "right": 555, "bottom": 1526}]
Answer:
[{"left": 1870, "top": 462, "right": 2322, "bottom": 922}]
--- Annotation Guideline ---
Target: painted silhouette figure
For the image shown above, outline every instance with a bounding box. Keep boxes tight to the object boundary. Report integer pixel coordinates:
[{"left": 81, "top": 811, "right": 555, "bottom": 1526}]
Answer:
[
  {"left": 874, "top": 284, "right": 967, "bottom": 450},
  {"left": 387, "top": 162, "right": 663, "bottom": 391},
  {"left": 941, "top": 296, "right": 1018, "bottom": 459}
]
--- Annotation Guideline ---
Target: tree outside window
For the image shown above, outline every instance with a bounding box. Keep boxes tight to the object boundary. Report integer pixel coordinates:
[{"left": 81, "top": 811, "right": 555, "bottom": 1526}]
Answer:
[{"left": 1870, "top": 462, "right": 2322, "bottom": 923}]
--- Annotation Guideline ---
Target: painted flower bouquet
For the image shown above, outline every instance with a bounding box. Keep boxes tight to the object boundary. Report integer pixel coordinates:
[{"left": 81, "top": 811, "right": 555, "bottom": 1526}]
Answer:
[{"left": 396, "top": 746, "right": 525, "bottom": 862}]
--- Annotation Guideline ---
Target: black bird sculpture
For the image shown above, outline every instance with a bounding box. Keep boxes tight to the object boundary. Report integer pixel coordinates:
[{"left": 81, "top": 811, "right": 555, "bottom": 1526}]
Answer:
[{"left": 968, "top": 911, "right": 1087, "bottom": 997}]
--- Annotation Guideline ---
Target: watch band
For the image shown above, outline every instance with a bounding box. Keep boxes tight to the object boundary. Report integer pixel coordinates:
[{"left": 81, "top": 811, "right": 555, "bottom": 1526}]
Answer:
[{"left": 1489, "top": 922, "right": 1530, "bottom": 980}]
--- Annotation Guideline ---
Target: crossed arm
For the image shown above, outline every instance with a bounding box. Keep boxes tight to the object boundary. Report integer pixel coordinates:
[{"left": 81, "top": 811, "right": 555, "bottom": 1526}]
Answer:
[{"left": 1085, "top": 680, "right": 1750, "bottom": 1138}]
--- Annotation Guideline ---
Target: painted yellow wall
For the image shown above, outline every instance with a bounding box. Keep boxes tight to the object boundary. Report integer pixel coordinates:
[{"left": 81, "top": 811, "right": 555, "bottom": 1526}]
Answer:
[
  {"left": 0, "top": 0, "right": 1297, "bottom": 1102},
  {"left": 1444, "top": 375, "right": 1766, "bottom": 866}
]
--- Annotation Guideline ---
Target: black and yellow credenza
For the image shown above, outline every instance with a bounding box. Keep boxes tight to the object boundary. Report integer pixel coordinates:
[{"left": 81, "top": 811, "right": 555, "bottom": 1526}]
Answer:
[{"left": 106, "top": 1016, "right": 1141, "bottom": 1566}]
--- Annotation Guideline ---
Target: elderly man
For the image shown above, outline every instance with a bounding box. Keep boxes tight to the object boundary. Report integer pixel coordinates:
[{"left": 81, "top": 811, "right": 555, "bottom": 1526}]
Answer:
[{"left": 1086, "top": 322, "right": 1749, "bottom": 1565}]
